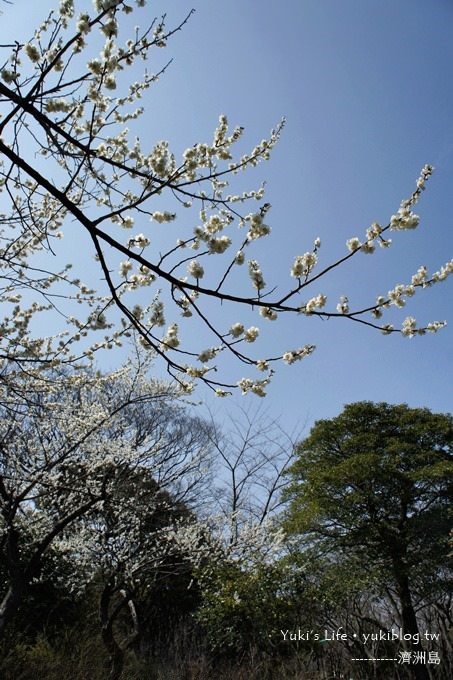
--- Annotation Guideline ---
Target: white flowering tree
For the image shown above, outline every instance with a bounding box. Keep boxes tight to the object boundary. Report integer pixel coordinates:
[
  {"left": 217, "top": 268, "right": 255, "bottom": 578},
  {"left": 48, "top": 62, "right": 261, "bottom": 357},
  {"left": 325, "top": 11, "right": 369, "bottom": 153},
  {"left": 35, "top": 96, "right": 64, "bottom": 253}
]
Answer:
[
  {"left": 0, "top": 0, "right": 451, "bottom": 398},
  {"left": 0, "top": 354, "right": 214, "bottom": 638},
  {"left": 68, "top": 467, "right": 213, "bottom": 680}
]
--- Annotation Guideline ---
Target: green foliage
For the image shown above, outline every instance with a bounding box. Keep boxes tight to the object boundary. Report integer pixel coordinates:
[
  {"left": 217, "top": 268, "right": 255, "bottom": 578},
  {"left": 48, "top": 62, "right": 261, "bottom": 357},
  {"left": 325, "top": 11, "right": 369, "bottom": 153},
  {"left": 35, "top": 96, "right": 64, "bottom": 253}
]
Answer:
[
  {"left": 283, "top": 401, "right": 453, "bottom": 645},
  {"left": 284, "top": 401, "right": 452, "bottom": 565},
  {"left": 196, "top": 560, "right": 305, "bottom": 658},
  {"left": 0, "top": 631, "right": 107, "bottom": 680}
]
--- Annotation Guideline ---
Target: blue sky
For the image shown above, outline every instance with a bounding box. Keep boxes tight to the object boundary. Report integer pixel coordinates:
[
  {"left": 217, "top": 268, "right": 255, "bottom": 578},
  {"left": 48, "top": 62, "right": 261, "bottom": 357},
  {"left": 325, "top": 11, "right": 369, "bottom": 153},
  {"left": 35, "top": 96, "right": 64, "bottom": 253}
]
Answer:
[{"left": 1, "top": 0, "right": 452, "bottom": 435}]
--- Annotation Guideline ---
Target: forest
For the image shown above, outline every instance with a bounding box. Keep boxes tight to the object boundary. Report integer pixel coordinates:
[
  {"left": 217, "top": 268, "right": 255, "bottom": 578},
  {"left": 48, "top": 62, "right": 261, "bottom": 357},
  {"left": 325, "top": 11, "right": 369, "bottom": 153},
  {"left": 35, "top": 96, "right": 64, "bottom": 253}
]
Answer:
[{"left": 1, "top": 388, "right": 451, "bottom": 679}]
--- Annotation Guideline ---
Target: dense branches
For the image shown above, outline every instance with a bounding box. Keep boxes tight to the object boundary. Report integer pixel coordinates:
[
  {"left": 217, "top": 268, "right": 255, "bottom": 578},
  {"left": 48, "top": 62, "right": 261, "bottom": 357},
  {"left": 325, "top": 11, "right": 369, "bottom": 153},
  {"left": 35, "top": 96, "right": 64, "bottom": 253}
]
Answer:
[
  {"left": 0, "top": 0, "right": 451, "bottom": 396},
  {"left": 0, "top": 355, "right": 212, "bottom": 636}
]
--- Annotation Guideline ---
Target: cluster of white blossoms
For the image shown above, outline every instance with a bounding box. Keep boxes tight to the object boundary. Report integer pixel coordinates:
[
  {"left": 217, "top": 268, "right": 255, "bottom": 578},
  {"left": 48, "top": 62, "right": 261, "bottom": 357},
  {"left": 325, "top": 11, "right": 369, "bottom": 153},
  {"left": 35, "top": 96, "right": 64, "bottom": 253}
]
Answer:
[
  {"left": 401, "top": 316, "right": 446, "bottom": 337},
  {"left": 369, "top": 256, "right": 453, "bottom": 325},
  {"left": 128, "top": 233, "right": 150, "bottom": 249},
  {"left": 401, "top": 316, "right": 417, "bottom": 337},
  {"left": 282, "top": 344, "right": 316, "bottom": 365},
  {"left": 76, "top": 12, "right": 91, "bottom": 35},
  {"left": 160, "top": 323, "right": 180, "bottom": 351},
  {"left": 24, "top": 42, "right": 41, "bottom": 63},
  {"left": 431, "top": 258, "right": 453, "bottom": 283},
  {"left": 303, "top": 294, "right": 327, "bottom": 314},
  {"left": 259, "top": 306, "right": 278, "bottom": 320},
  {"left": 207, "top": 234, "right": 232, "bottom": 254},
  {"left": 148, "top": 300, "right": 165, "bottom": 327},
  {"left": 191, "top": 211, "right": 234, "bottom": 254},
  {"left": 187, "top": 260, "right": 204, "bottom": 280},
  {"left": 151, "top": 211, "right": 176, "bottom": 223},
  {"left": 240, "top": 208, "right": 271, "bottom": 240},
  {"left": 387, "top": 284, "right": 415, "bottom": 308},
  {"left": 389, "top": 165, "right": 433, "bottom": 231},
  {"left": 237, "top": 376, "right": 270, "bottom": 397},
  {"left": 248, "top": 260, "right": 266, "bottom": 291},
  {"left": 346, "top": 165, "right": 435, "bottom": 254},
  {"left": 184, "top": 364, "right": 209, "bottom": 378},
  {"left": 390, "top": 207, "right": 420, "bottom": 231},
  {"left": 244, "top": 326, "right": 259, "bottom": 342},
  {"left": 198, "top": 347, "right": 218, "bottom": 363},
  {"left": 291, "top": 252, "right": 317, "bottom": 278},
  {"left": 119, "top": 260, "right": 133, "bottom": 277}
]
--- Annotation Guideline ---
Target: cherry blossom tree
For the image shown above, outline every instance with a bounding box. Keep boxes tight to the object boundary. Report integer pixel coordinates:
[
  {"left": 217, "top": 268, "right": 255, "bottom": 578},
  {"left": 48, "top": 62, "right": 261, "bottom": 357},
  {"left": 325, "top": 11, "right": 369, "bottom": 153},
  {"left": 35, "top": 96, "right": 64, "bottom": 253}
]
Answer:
[
  {"left": 69, "top": 468, "right": 211, "bottom": 680},
  {"left": 0, "top": 354, "right": 213, "bottom": 637},
  {"left": 0, "top": 0, "right": 451, "bottom": 397}
]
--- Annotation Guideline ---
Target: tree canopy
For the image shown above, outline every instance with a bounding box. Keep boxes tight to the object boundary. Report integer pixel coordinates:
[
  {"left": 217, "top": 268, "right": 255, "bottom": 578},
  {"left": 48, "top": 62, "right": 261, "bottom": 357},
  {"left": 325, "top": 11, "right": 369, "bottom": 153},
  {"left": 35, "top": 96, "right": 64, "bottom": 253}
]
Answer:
[{"left": 284, "top": 401, "right": 453, "bottom": 679}]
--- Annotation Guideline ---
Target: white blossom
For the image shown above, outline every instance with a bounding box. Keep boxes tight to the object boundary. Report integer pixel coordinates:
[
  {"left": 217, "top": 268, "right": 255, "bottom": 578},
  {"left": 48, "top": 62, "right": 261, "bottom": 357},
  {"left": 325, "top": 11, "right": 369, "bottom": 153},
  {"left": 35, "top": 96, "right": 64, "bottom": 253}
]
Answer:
[
  {"left": 24, "top": 43, "right": 41, "bottom": 63},
  {"left": 432, "top": 258, "right": 453, "bottom": 282},
  {"left": 304, "top": 294, "right": 327, "bottom": 314},
  {"left": 401, "top": 315, "right": 417, "bottom": 337},
  {"left": 161, "top": 323, "right": 179, "bottom": 350},
  {"left": 230, "top": 323, "right": 244, "bottom": 338},
  {"left": 282, "top": 344, "right": 315, "bottom": 364},
  {"left": 208, "top": 235, "right": 231, "bottom": 254},
  {"left": 244, "top": 211, "right": 271, "bottom": 240},
  {"left": 119, "top": 260, "right": 133, "bottom": 276},
  {"left": 291, "top": 252, "right": 317, "bottom": 278},
  {"left": 346, "top": 237, "right": 361, "bottom": 252},
  {"left": 248, "top": 260, "right": 266, "bottom": 290},
  {"left": 149, "top": 300, "right": 165, "bottom": 327},
  {"left": 129, "top": 233, "right": 150, "bottom": 248},
  {"left": 76, "top": 13, "right": 91, "bottom": 34},
  {"left": 237, "top": 377, "right": 269, "bottom": 397},
  {"left": 151, "top": 211, "right": 176, "bottom": 223},
  {"left": 259, "top": 306, "right": 278, "bottom": 320},
  {"left": 121, "top": 215, "right": 135, "bottom": 229},
  {"left": 244, "top": 326, "right": 259, "bottom": 342},
  {"left": 187, "top": 260, "right": 205, "bottom": 279},
  {"left": 198, "top": 347, "right": 217, "bottom": 362},
  {"left": 336, "top": 295, "right": 349, "bottom": 314}
]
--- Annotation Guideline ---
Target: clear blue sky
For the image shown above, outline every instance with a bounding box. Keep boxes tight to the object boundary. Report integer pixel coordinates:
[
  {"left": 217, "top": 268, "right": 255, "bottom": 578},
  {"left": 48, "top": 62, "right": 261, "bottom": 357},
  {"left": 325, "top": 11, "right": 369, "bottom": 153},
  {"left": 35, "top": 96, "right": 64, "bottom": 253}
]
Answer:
[{"left": 1, "top": 0, "right": 452, "bottom": 435}]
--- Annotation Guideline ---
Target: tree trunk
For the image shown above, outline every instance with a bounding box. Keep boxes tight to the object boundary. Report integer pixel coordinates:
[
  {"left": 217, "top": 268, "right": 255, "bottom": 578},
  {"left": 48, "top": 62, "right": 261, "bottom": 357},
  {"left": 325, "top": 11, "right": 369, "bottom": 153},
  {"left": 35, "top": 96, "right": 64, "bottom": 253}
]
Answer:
[
  {"left": 0, "top": 527, "right": 28, "bottom": 637},
  {"left": 0, "top": 581, "right": 26, "bottom": 637},
  {"left": 100, "top": 580, "right": 126, "bottom": 680},
  {"left": 396, "top": 570, "right": 430, "bottom": 680}
]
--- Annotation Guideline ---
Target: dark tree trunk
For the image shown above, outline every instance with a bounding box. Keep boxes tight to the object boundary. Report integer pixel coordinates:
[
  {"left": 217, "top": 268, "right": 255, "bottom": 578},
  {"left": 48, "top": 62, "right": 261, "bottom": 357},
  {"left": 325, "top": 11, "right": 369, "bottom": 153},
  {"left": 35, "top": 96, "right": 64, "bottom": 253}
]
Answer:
[
  {"left": 100, "top": 580, "right": 126, "bottom": 680},
  {"left": 0, "top": 580, "right": 26, "bottom": 637},
  {"left": 396, "top": 569, "right": 430, "bottom": 680},
  {"left": 0, "top": 527, "right": 29, "bottom": 637},
  {"left": 0, "top": 497, "right": 101, "bottom": 638}
]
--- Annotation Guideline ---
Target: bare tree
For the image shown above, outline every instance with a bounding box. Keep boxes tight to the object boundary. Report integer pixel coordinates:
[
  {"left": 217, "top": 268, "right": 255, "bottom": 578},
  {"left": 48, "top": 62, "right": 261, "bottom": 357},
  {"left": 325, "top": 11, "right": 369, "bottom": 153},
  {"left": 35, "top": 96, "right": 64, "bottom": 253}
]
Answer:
[{"left": 202, "top": 405, "right": 302, "bottom": 553}]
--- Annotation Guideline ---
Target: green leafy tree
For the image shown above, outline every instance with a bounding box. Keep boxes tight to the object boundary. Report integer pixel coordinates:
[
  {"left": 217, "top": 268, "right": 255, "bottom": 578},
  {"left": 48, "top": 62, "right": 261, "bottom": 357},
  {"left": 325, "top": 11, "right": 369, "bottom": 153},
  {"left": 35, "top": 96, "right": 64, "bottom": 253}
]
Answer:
[
  {"left": 284, "top": 402, "right": 453, "bottom": 680},
  {"left": 196, "top": 559, "right": 301, "bottom": 658}
]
